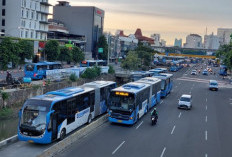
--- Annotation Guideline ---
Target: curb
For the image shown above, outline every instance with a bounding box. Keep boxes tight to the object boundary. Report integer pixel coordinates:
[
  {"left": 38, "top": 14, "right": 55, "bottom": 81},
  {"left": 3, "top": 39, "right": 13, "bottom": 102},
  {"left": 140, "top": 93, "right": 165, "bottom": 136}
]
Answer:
[
  {"left": 0, "top": 135, "right": 18, "bottom": 149},
  {"left": 37, "top": 114, "right": 108, "bottom": 157}
]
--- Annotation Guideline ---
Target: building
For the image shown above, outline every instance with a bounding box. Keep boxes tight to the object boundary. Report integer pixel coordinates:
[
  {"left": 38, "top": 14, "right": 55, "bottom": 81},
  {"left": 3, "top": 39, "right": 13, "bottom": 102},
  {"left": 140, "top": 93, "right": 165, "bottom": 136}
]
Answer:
[
  {"left": 116, "top": 30, "right": 138, "bottom": 57},
  {"left": 160, "top": 39, "right": 166, "bottom": 47},
  {"left": 217, "top": 28, "right": 232, "bottom": 45},
  {"left": 53, "top": 1, "right": 104, "bottom": 58},
  {"left": 204, "top": 33, "right": 220, "bottom": 50},
  {"left": 134, "top": 28, "right": 154, "bottom": 45},
  {"left": 174, "top": 38, "right": 182, "bottom": 47},
  {"left": 0, "top": 0, "right": 51, "bottom": 40},
  {"left": 184, "top": 34, "right": 203, "bottom": 49},
  {"left": 48, "top": 19, "right": 86, "bottom": 52},
  {"left": 151, "top": 34, "right": 160, "bottom": 46}
]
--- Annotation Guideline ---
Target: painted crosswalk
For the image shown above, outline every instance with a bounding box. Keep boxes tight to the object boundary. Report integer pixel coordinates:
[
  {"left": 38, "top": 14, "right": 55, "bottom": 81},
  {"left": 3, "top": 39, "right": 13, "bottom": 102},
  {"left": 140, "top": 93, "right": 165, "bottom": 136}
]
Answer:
[{"left": 176, "top": 77, "right": 232, "bottom": 88}]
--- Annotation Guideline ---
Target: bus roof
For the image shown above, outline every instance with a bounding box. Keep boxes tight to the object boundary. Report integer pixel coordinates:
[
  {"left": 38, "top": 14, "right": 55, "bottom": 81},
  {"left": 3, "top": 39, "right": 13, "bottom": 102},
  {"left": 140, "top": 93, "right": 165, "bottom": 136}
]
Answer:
[
  {"left": 82, "top": 81, "right": 115, "bottom": 88},
  {"left": 26, "top": 62, "right": 61, "bottom": 65},
  {"left": 152, "top": 73, "right": 173, "bottom": 80},
  {"left": 136, "top": 77, "right": 161, "bottom": 85},
  {"left": 30, "top": 86, "right": 94, "bottom": 103},
  {"left": 112, "top": 82, "right": 149, "bottom": 94}
]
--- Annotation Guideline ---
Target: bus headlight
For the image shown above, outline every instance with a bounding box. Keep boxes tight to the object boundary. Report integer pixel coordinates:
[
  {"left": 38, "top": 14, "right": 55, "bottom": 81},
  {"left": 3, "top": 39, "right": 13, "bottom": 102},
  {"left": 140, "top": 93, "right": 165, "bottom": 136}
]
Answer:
[{"left": 129, "top": 117, "right": 133, "bottom": 120}]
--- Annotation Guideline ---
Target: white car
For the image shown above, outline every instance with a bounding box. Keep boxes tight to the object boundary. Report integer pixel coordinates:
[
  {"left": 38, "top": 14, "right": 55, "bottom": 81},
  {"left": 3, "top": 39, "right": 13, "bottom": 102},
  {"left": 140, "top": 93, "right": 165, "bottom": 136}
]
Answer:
[
  {"left": 209, "top": 80, "right": 218, "bottom": 91},
  {"left": 191, "top": 70, "right": 197, "bottom": 75},
  {"left": 178, "top": 94, "right": 192, "bottom": 110}
]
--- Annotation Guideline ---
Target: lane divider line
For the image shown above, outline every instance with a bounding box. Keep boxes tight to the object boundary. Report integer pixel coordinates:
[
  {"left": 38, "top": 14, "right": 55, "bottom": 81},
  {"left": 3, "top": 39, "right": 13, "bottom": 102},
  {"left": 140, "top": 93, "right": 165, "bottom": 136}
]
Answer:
[
  {"left": 112, "top": 141, "right": 125, "bottom": 155},
  {"left": 205, "top": 153, "right": 208, "bottom": 157},
  {"left": 171, "top": 125, "right": 176, "bottom": 135},
  {"left": 160, "top": 101, "right": 164, "bottom": 104},
  {"left": 205, "top": 131, "right": 208, "bottom": 141},
  {"left": 206, "top": 105, "right": 207, "bottom": 111},
  {"left": 205, "top": 116, "right": 207, "bottom": 123},
  {"left": 206, "top": 98, "right": 207, "bottom": 102},
  {"left": 136, "top": 121, "right": 143, "bottom": 130},
  {"left": 160, "top": 147, "right": 166, "bottom": 157},
  {"left": 178, "top": 112, "right": 182, "bottom": 118}
]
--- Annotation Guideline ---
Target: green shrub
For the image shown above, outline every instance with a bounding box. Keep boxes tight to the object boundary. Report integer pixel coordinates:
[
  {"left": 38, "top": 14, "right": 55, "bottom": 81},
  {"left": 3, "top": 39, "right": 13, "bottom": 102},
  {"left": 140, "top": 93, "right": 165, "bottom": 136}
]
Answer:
[
  {"left": 69, "top": 73, "right": 78, "bottom": 82},
  {"left": 1, "top": 92, "right": 9, "bottom": 101},
  {"left": 108, "top": 65, "right": 115, "bottom": 74},
  {"left": 81, "top": 66, "right": 101, "bottom": 79}
]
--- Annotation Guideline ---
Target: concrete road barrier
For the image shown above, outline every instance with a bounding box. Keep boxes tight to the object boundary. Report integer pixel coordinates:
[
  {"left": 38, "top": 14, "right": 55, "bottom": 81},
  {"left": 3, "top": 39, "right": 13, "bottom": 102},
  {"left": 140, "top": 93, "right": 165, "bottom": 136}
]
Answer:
[
  {"left": 38, "top": 114, "right": 108, "bottom": 157},
  {"left": 0, "top": 135, "right": 18, "bottom": 149}
]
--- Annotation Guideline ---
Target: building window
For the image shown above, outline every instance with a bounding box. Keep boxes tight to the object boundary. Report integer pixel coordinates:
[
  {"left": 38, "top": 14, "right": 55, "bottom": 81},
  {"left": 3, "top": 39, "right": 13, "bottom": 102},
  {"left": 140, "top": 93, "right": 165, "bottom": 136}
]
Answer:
[
  {"left": 2, "top": 0, "right": 6, "bottom": 6},
  {"left": 29, "top": 22, "right": 31, "bottom": 28},
  {"left": 31, "top": 11, "right": 34, "bottom": 19},
  {"left": 36, "top": 13, "right": 38, "bottom": 20},
  {"left": 2, "top": 9, "right": 5, "bottom": 16},
  {"left": 26, "top": 10, "right": 29, "bottom": 18},
  {"left": 21, "top": 30, "right": 23, "bottom": 37},
  {"left": 2, "top": 19, "right": 5, "bottom": 26},
  {"left": 25, "top": 31, "right": 28, "bottom": 38},
  {"left": 1, "top": 29, "right": 4, "bottom": 36},
  {"left": 31, "top": 32, "right": 33, "bottom": 38},
  {"left": 24, "top": 0, "right": 26, "bottom": 7},
  {"left": 21, "top": 10, "right": 24, "bottom": 17}
]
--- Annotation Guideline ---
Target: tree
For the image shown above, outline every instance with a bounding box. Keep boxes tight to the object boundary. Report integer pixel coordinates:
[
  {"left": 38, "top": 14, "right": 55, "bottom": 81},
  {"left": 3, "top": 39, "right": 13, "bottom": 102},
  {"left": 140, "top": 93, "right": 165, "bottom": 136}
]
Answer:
[
  {"left": 72, "top": 46, "right": 85, "bottom": 64},
  {"left": 0, "top": 38, "right": 20, "bottom": 70},
  {"left": 121, "top": 51, "right": 140, "bottom": 70},
  {"left": 18, "top": 40, "right": 34, "bottom": 64},
  {"left": 216, "top": 42, "right": 232, "bottom": 71},
  {"left": 58, "top": 46, "right": 72, "bottom": 63},
  {"left": 97, "top": 35, "right": 108, "bottom": 60},
  {"left": 44, "top": 40, "right": 60, "bottom": 61}
]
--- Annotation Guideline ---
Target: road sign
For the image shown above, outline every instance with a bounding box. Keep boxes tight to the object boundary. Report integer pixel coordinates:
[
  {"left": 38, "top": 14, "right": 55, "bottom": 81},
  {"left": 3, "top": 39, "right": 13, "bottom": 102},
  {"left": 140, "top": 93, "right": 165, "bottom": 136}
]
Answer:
[{"left": 98, "top": 48, "right": 103, "bottom": 53}]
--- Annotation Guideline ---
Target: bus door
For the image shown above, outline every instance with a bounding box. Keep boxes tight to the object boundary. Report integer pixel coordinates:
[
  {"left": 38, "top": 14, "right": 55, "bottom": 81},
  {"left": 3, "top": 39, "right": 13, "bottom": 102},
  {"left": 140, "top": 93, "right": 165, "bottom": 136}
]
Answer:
[
  {"left": 52, "top": 112, "right": 58, "bottom": 140},
  {"left": 94, "top": 88, "right": 100, "bottom": 116},
  {"left": 89, "top": 91, "right": 95, "bottom": 117}
]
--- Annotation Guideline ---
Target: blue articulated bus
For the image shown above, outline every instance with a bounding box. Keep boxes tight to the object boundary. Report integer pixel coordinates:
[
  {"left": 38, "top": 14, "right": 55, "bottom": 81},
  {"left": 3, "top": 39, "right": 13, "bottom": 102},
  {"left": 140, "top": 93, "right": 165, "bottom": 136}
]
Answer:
[
  {"left": 149, "top": 68, "right": 168, "bottom": 76},
  {"left": 153, "top": 73, "right": 173, "bottom": 97},
  {"left": 131, "top": 71, "right": 154, "bottom": 82},
  {"left": 108, "top": 82, "right": 150, "bottom": 125},
  {"left": 18, "top": 81, "right": 116, "bottom": 144},
  {"left": 80, "top": 60, "right": 107, "bottom": 67},
  {"left": 24, "top": 62, "right": 62, "bottom": 80},
  {"left": 136, "top": 77, "right": 162, "bottom": 108}
]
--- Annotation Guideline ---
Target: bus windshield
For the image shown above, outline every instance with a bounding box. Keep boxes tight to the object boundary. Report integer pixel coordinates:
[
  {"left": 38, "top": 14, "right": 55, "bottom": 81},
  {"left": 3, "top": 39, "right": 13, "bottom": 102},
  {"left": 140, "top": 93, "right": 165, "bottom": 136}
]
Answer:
[
  {"left": 20, "top": 99, "right": 51, "bottom": 134},
  {"left": 25, "top": 64, "right": 34, "bottom": 71},
  {"left": 110, "top": 93, "right": 135, "bottom": 111}
]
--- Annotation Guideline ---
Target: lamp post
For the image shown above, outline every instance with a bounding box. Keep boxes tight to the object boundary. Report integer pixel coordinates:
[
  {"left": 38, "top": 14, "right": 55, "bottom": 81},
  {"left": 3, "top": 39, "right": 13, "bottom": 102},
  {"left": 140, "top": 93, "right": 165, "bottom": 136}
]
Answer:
[{"left": 107, "top": 33, "right": 110, "bottom": 66}]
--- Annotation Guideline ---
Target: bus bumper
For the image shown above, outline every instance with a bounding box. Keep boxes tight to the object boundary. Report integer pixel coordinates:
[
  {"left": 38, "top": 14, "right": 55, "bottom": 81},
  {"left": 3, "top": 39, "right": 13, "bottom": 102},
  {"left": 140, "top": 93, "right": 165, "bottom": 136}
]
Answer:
[
  {"left": 108, "top": 117, "right": 134, "bottom": 125},
  {"left": 18, "top": 129, "right": 52, "bottom": 144}
]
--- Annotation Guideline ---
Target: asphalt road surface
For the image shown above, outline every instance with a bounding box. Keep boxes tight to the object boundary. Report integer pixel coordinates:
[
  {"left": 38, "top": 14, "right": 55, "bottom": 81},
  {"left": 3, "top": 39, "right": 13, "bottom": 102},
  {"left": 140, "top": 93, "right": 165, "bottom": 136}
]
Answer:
[
  {"left": 56, "top": 63, "right": 232, "bottom": 157},
  {"left": 1, "top": 63, "right": 231, "bottom": 157}
]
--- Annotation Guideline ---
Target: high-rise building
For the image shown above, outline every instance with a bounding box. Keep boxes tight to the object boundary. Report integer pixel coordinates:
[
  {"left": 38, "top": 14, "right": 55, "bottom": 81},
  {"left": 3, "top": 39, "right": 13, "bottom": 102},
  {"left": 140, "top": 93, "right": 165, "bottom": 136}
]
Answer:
[
  {"left": 204, "top": 33, "right": 220, "bottom": 50},
  {"left": 53, "top": 1, "right": 104, "bottom": 58},
  {"left": 151, "top": 34, "right": 160, "bottom": 46},
  {"left": 217, "top": 28, "right": 232, "bottom": 45},
  {"left": 184, "top": 34, "right": 203, "bottom": 49},
  {"left": 174, "top": 38, "right": 182, "bottom": 47},
  {"left": 0, "top": 0, "right": 51, "bottom": 40}
]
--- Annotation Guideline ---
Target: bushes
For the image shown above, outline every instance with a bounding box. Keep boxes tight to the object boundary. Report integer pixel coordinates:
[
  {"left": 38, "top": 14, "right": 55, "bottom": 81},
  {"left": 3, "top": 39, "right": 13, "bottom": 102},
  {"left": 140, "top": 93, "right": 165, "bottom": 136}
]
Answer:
[
  {"left": 81, "top": 66, "right": 101, "bottom": 79},
  {"left": 0, "top": 107, "right": 13, "bottom": 119},
  {"left": 69, "top": 73, "right": 78, "bottom": 82},
  {"left": 108, "top": 65, "right": 115, "bottom": 74}
]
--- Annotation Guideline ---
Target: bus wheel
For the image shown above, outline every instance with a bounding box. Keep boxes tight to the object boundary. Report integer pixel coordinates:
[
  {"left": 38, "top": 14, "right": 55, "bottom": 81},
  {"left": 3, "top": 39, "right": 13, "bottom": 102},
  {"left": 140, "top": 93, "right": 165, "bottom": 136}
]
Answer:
[
  {"left": 87, "top": 115, "right": 92, "bottom": 124},
  {"left": 60, "top": 128, "right": 66, "bottom": 140}
]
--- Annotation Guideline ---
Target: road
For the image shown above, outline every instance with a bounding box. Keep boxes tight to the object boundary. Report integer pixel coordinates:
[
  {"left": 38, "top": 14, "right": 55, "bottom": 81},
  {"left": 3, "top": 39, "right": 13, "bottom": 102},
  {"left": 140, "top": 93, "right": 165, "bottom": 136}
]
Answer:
[
  {"left": 0, "top": 63, "right": 231, "bottom": 157},
  {"left": 55, "top": 63, "right": 232, "bottom": 157}
]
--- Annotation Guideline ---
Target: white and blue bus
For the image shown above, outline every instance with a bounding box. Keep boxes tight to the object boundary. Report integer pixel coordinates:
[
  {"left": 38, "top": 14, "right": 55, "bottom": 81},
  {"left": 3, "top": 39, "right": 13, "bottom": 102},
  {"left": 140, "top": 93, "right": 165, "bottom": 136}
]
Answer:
[
  {"left": 108, "top": 82, "right": 150, "bottom": 125},
  {"left": 18, "top": 81, "right": 116, "bottom": 144},
  {"left": 24, "top": 62, "right": 62, "bottom": 80},
  {"left": 136, "top": 77, "right": 162, "bottom": 108},
  {"left": 130, "top": 71, "right": 154, "bottom": 82},
  {"left": 80, "top": 60, "right": 107, "bottom": 67},
  {"left": 153, "top": 73, "right": 173, "bottom": 97}
]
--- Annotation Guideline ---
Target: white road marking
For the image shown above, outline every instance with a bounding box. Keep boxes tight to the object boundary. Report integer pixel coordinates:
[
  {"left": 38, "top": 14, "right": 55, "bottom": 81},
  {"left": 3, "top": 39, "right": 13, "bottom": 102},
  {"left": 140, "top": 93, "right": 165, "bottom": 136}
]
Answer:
[
  {"left": 171, "top": 125, "right": 176, "bottom": 135},
  {"left": 205, "top": 153, "right": 208, "bottom": 157},
  {"left": 206, "top": 105, "right": 207, "bottom": 110},
  {"left": 160, "top": 147, "right": 166, "bottom": 157},
  {"left": 112, "top": 141, "right": 125, "bottom": 155},
  {"left": 205, "top": 116, "right": 207, "bottom": 123},
  {"left": 205, "top": 131, "right": 208, "bottom": 141},
  {"left": 160, "top": 100, "right": 163, "bottom": 104},
  {"left": 178, "top": 112, "right": 182, "bottom": 118},
  {"left": 136, "top": 121, "right": 143, "bottom": 130},
  {"left": 230, "top": 98, "right": 232, "bottom": 101},
  {"left": 206, "top": 98, "right": 207, "bottom": 102}
]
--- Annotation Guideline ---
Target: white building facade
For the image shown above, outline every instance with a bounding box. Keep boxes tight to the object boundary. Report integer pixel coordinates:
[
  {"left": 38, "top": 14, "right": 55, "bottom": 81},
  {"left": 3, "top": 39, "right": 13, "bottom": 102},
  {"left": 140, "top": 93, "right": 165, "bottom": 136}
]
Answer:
[
  {"left": 217, "top": 28, "right": 232, "bottom": 45},
  {"left": 151, "top": 34, "right": 160, "bottom": 46},
  {"left": 184, "top": 34, "right": 203, "bottom": 49},
  {"left": 204, "top": 33, "right": 220, "bottom": 50},
  {"left": 0, "top": 0, "right": 50, "bottom": 40}
]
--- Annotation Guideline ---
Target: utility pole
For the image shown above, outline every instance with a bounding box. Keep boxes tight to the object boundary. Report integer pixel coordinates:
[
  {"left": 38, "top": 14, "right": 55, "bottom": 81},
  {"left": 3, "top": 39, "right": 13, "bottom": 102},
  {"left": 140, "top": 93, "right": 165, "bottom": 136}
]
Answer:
[{"left": 107, "top": 33, "right": 110, "bottom": 66}]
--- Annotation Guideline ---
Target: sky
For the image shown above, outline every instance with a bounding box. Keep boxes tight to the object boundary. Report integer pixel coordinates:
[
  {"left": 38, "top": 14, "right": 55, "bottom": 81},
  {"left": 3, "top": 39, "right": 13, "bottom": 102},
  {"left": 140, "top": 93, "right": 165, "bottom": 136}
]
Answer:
[{"left": 49, "top": 0, "right": 232, "bottom": 45}]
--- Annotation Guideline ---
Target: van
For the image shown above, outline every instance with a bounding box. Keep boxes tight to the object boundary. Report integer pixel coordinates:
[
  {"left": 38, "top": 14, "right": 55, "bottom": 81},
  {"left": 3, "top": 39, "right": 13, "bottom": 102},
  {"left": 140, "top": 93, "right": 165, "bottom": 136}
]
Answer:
[{"left": 209, "top": 80, "right": 218, "bottom": 91}]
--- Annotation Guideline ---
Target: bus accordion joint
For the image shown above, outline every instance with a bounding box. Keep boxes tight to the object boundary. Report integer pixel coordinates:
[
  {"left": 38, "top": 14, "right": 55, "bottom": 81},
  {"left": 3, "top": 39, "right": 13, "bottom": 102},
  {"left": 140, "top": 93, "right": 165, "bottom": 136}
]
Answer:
[{"left": 115, "top": 92, "right": 129, "bottom": 96}]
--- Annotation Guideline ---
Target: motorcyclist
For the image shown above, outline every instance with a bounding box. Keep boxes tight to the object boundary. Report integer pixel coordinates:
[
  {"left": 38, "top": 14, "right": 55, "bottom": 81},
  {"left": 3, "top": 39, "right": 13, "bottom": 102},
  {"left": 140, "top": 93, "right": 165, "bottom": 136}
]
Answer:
[{"left": 151, "top": 108, "right": 158, "bottom": 123}]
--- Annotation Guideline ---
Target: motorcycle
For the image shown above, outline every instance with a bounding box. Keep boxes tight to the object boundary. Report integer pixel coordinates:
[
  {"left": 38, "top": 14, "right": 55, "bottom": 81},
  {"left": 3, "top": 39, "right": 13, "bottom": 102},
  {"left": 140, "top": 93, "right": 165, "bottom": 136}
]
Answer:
[{"left": 151, "top": 114, "right": 158, "bottom": 125}]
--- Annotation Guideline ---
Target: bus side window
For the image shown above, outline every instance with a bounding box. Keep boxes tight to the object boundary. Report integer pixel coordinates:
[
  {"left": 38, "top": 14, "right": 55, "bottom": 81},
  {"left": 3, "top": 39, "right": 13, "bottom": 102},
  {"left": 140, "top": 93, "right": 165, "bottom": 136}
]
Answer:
[
  {"left": 49, "top": 65, "right": 54, "bottom": 70},
  {"left": 89, "top": 91, "right": 95, "bottom": 112},
  {"left": 67, "top": 98, "right": 76, "bottom": 124}
]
